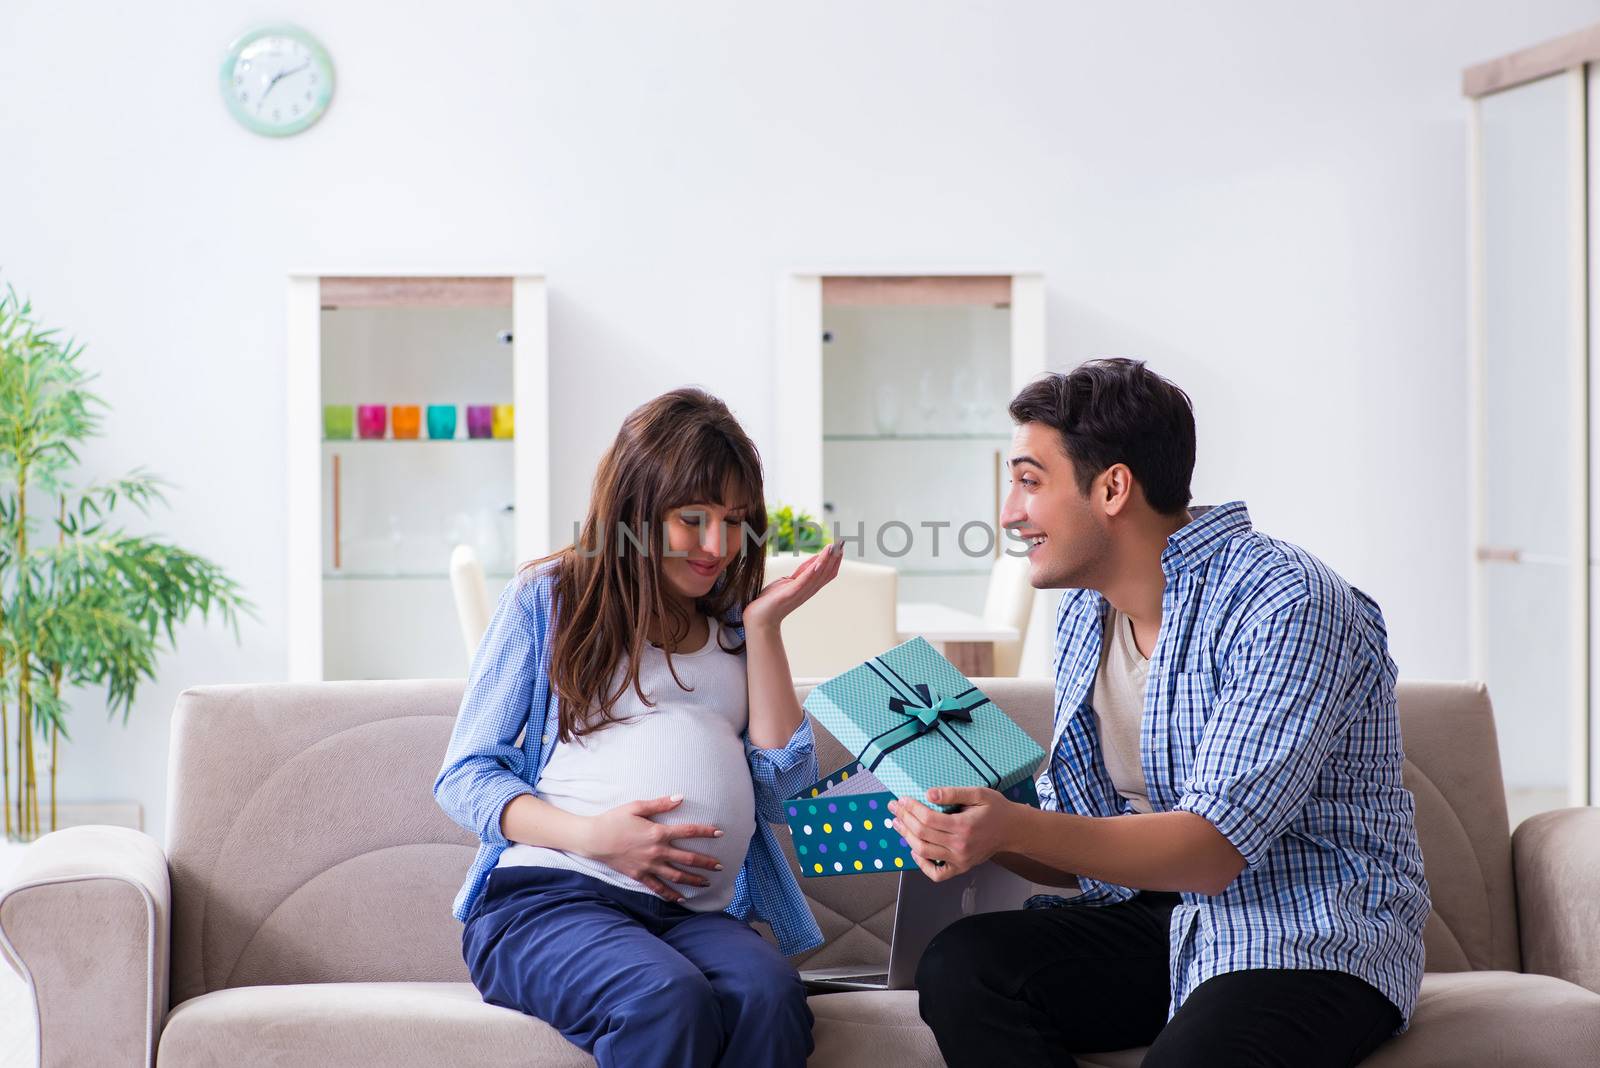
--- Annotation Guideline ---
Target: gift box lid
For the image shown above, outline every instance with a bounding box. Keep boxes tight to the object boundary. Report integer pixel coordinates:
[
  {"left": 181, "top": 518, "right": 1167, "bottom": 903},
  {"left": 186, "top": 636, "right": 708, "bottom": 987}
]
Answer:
[{"left": 801, "top": 637, "right": 1045, "bottom": 812}]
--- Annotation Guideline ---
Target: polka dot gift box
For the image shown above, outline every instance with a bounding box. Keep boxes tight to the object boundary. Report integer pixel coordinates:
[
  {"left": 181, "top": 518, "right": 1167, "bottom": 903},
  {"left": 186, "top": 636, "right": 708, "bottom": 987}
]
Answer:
[{"left": 785, "top": 637, "right": 1046, "bottom": 878}]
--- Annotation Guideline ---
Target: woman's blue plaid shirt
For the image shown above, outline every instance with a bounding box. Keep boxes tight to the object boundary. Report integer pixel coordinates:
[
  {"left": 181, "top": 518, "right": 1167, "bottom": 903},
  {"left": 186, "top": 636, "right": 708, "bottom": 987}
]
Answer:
[
  {"left": 433, "top": 564, "right": 825, "bottom": 956},
  {"left": 1035, "top": 502, "right": 1430, "bottom": 1028}
]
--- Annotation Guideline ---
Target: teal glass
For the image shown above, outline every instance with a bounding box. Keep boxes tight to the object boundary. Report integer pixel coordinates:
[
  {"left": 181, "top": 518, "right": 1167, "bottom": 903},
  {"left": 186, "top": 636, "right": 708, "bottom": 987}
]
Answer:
[
  {"left": 322, "top": 404, "right": 354, "bottom": 439},
  {"left": 426, "top": 405, "right": 457, "bottom": 440}
]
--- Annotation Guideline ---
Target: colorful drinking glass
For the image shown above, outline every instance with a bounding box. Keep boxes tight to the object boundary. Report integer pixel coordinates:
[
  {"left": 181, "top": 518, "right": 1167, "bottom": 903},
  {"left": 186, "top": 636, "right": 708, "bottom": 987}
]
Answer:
[
  {"left": 466, "top": 405, "right": 493, "bottom": 439},
  {"left": 358, "top": 405, "right": 387, "bottom": 439},
  {"left": 426, "top": 405, "right": 457, "bottom": 440},
  {"left": 392, "top": 405, "right": 421, "bottom": 439},
  {"left": 322, "top": 405, "right": 354, "bottom": 440},
  {"left": 492, "top": 404, "right": 515, "bottom": 439}
]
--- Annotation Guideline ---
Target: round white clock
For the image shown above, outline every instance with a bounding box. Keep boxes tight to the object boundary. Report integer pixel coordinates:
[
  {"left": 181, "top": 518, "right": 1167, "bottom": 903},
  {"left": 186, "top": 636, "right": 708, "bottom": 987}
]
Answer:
[{"left": 220, "top": 25, "right": 334, "bottom": 137}]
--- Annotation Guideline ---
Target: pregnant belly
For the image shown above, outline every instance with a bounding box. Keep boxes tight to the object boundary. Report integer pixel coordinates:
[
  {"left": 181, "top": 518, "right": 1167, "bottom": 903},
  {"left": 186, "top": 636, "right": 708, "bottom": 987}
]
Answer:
[
  {"left": 532, "top": 723, "right": 759, "bottom": 907},
  {"left": 654, "top": 775, "right": 758, "bottom": 900}
]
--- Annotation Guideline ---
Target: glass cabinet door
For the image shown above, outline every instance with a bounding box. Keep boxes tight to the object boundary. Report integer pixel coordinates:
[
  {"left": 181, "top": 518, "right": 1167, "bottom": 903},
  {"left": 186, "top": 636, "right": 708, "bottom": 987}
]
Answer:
[
  {"left": 1475, "top": 72, "right": 1588, "bottom": 819},
  {"left": 319, "top": 289, "right": 516, "bottom": 680},
  {"left": 822, "top": 288, "right": 1014, "bottom": 612}
]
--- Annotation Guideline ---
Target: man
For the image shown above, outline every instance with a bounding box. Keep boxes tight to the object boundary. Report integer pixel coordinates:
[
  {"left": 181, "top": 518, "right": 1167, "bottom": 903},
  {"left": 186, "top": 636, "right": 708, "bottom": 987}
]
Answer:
[{"left": 891, "top": 359, "right": 1429, "bottom": 1067}]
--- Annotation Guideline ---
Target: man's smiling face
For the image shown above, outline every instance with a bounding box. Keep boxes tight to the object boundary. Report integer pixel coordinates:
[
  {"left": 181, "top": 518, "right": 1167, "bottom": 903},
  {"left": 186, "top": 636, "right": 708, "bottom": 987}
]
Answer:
[{"left": 999, "top": 421, "right": 1110, "bottom": 590}]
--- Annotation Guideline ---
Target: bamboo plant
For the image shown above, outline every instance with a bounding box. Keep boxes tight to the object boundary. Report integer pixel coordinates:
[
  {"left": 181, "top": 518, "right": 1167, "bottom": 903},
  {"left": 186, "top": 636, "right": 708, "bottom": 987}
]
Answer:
[{"left": 0, "top": 284, "right": 253, "bottom": 841}]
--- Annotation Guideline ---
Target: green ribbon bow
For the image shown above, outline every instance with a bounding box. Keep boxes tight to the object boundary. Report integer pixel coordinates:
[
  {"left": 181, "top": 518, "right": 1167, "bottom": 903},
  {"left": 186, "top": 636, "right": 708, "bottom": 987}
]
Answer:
[{"left": 858, "top": 669, "right": 1003, "bottom": 788}]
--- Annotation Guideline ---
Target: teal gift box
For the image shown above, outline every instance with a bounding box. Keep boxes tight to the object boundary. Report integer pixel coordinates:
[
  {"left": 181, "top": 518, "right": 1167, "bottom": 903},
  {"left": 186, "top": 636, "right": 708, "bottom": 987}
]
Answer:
[{"left": 785, "top": 637, "right": 1045, "bottom": 878}]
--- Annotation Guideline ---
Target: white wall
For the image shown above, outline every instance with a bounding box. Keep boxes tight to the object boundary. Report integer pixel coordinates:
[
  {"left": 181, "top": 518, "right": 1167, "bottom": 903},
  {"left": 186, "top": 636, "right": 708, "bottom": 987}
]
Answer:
[{"left": 2, "top": 0, "right": 1596, "bottom": 846}]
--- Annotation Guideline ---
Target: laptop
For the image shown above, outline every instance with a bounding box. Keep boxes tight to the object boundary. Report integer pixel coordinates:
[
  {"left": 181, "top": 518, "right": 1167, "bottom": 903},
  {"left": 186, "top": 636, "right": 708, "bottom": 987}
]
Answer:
[{"left": 799, "top": 861, "right": 1059, "bottom": 993}]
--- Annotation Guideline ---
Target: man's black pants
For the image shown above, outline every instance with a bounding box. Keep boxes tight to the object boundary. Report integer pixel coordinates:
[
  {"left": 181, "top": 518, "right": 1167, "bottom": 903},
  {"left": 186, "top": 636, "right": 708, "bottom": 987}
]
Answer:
[{"left": 916, "top": 892, "right": 1402, "bottom": 1068}]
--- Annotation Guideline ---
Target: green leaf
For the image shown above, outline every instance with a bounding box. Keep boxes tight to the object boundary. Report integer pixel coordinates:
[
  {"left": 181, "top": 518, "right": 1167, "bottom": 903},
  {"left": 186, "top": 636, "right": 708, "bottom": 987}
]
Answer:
[{"left": 0, "top": 278, "right": 253, "bottom": 787}]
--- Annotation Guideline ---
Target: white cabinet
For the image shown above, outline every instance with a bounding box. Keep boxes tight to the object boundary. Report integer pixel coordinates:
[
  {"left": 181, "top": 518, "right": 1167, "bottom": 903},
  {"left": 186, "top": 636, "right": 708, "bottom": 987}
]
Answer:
[
  {"left": 286, "top": 274, "right": 549, "bottom": 681},
  {"left": 776, "top": 273, "right": 1045, "bottom": 614}
]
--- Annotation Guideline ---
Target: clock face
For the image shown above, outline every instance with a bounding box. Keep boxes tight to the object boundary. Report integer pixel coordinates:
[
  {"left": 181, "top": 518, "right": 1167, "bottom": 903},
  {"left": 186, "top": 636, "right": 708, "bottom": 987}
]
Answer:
[{"left": 221, "top": 26, "right": 334, "bottom": 137}]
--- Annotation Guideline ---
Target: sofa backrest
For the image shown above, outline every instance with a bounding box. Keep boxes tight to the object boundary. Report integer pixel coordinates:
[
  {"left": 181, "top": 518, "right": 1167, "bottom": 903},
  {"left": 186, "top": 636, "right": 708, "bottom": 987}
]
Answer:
[
  {"left": 166, "top": 679, "right": 475, "bottom": 1006},
  {"left": 1394, "top": 681, "right": 1520, "bottom": 973},
  {"left": 163, "top": 677, "right": 1518, "bottom": 1006}
]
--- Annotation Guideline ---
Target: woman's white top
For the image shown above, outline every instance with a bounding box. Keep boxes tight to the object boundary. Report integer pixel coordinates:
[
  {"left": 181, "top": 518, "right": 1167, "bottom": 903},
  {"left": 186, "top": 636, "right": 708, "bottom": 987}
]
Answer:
[{"left": 495, "top": 616, "right": 756, "bottom": 912}]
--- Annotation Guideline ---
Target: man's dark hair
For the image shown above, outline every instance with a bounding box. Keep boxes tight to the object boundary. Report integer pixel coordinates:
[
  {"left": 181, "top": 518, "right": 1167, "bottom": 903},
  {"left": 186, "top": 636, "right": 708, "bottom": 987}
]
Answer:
[{"left": 1008, "top": 358, "right": 1195, "bottom": 515}]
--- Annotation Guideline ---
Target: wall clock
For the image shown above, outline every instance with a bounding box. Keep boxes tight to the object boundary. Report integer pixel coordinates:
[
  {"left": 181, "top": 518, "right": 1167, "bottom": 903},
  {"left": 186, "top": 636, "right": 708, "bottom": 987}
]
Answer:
[{"left": 220, "top": 25, "right": 334, "bottom": 137}]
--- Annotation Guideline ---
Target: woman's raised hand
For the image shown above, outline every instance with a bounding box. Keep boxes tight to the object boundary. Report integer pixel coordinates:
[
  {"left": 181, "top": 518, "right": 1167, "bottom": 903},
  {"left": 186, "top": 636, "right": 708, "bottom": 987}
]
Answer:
[
  {"left": 579, "top": 795, "right": 725, "bottom": 903},
  {"left": 742, "top": 541, "right": 843, "bottom": 632}
]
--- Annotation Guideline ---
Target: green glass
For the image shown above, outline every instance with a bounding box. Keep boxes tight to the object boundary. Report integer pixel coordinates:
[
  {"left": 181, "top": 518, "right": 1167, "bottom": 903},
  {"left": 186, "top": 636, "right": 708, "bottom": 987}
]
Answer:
[{"left": 323, "top": 404, "right": 354, "bottom": 439}]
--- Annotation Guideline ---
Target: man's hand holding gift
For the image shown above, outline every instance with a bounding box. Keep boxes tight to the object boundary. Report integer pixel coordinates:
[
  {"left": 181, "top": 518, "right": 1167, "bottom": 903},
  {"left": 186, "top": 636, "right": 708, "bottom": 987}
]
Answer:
[{"left": 889, "top": 786, "right": 1021, "bottom": 882}]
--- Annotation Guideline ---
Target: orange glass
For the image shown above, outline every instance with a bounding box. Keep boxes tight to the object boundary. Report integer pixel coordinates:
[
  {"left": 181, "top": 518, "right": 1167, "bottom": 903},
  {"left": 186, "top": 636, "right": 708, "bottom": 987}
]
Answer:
[{"left": 392, "top": 405, "right": 421, "bottom": 439}]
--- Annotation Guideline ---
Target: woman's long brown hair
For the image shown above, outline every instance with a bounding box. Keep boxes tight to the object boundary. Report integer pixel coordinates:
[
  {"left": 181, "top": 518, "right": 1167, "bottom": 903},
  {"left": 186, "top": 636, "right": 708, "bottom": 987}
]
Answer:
[{"left": 524, "top": 388, "right": 769, "bottom": 743}]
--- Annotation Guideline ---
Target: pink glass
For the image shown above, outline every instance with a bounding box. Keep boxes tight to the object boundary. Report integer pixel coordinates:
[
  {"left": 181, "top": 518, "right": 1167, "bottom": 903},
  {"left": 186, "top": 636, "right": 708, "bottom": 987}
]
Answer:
[
  {"left": 466, "top": 405, "right": 494, "bottom": 439},
  {"left": 358, "top": 405, "right": 387, "bottom": 439}
]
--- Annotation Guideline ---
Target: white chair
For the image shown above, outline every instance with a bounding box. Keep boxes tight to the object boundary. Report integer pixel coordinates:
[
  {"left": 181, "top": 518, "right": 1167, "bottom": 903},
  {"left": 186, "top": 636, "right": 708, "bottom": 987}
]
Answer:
[
  {"left": 982, "top": 551, "right": 1035, "bottom": 676},
  {"left": 762, "top": 553, "right": 898, "bottom": 680},
  {"left": 449, "top": 544, "right": 493, "bottom": 663}
]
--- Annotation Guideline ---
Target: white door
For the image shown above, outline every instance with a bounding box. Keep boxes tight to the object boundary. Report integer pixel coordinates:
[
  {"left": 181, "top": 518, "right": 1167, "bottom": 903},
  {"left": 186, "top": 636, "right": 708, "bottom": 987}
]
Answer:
[{"left": 1473, "top": 70, "right": 1589, "bottom": 818}]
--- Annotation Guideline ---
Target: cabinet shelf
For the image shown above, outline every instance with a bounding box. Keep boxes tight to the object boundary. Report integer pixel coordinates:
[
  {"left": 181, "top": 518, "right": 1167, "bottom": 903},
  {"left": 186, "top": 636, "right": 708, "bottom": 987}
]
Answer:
[
  {"left": 324, "top": 571, "right": 517, "bottom": 582},
  {"left": 321, "top": 437, "right": 514, "bottom": 444},
  {"left": 895, "top": 567, "right": 995, "bottom": 577},
  {"left": 822, "top": 433, "right": 1009, "bottom": 442}
]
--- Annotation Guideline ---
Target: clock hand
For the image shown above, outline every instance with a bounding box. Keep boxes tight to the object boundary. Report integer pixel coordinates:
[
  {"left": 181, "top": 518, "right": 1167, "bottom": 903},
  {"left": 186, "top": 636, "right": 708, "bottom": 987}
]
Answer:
[{"left": 256, "top": 60, "right": 311, "bottom": 112}]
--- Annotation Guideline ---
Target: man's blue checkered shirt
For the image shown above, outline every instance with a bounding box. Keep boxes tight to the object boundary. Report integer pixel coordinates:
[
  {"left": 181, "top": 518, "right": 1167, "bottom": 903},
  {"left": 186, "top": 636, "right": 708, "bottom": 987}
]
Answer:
[
  {"left": 433, "top": 563, "right": 825, "bottom": 956},
  {"left": 1036, "top": 501, "right": 1430, "bottom": 1028}
]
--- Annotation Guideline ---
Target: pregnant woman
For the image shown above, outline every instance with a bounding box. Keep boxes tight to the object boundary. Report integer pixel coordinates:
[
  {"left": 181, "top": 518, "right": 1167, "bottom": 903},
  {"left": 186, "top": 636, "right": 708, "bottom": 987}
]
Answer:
[{"left": 434, "top": 387, "right": 841, "bottom": 1068}]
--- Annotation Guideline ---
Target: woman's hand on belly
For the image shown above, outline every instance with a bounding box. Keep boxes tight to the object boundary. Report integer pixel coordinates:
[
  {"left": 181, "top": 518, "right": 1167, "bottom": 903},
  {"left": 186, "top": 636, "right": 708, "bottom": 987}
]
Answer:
[{"left": 577, "top": 795, "right": 727, "bottom": 903}]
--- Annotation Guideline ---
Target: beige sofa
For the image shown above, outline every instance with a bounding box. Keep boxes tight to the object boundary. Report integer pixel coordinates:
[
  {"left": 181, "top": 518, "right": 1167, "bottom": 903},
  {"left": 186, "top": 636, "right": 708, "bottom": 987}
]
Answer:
[{"left": 3, "top": 678, "right": 1598, "bottom": 1066}]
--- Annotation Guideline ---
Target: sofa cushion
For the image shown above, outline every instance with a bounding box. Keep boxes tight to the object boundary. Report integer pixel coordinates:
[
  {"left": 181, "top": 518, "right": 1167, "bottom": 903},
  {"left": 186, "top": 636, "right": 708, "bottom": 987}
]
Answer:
[
  {"left": 153, "top": 971, "right": 1600, "bottom": 1067},
  {"left": 804, "top": 971, "right": 1600, "bottom": 1068},
  {"left": 157, "top": 982, "right": 948, "bottom": 1067},
  {"left": 157, "top": 982, "right": 591, "bottom": 1067},
  {"left": 806, "top": 989, "right": 945, "bottom": 1067},
  {"left": 1364, "top": 971, "right": 1600, "bottom": 1067}
]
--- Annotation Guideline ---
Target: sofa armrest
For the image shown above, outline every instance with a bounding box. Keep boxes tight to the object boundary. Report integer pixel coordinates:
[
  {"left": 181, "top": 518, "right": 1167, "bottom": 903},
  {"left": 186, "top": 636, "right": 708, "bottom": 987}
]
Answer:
[
  {"left": 1513, "top": 806, "right": 1600, "bottom": 995},
  {"left": 0, "top": 825, "right": 170, "bottom": 1068}
]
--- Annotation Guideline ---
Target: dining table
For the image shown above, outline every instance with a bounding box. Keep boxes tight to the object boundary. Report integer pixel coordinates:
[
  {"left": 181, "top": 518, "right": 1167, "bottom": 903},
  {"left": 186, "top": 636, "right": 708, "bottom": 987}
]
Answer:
[{"left": 895, "top": 601, "right": 1020, "bottom": 677}]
